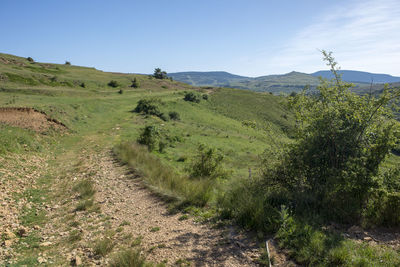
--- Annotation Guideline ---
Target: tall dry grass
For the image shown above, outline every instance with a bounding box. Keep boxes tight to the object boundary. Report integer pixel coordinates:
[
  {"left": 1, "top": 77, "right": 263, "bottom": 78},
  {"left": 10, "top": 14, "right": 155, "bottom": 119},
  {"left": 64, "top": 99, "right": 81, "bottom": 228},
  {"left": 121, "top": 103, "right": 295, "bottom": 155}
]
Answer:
[{"left": 113, "top": 142, "right": 213, "bottom": 207}]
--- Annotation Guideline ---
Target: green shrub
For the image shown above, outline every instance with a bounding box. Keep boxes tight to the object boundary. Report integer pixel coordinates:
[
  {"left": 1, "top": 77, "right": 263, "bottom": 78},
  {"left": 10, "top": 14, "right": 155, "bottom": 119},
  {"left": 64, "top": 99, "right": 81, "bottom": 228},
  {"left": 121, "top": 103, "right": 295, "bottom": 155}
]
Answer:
[
  {"left": 382, "top": 166, "right": 400, "bottom": 192},
  {"left": 392, "top": 142, "right": 400, "bottom": 155},
  {"left": 363, "top": 189, "right": 400, "bottom": 226},
  {"left": 133, "top": 99, "right": 162, "bottom": 117},
  {"left": 184, "top": 92, "right": 201, "bottom": 103},
  {"left": 218, "top": 177, "right": 283, "bottom": 233},
  {"left": 153, "top": 68, "right": 167, "bottom": 79},
  {"left": 80, "top": 82, "right": 86, "bottom": 88},
  {"left": 108, "top": 80, "right": 120, "bottom": 88},
  {"left": 189, "top": 144, "right": 226, "bottom": 179},
  {"left": 159, "top": 113, "right": 169, "bottom": 122},
  {"left": 137, "top": 126, "right": 160, "bottom": 151},
  {"left": 202, "top": 94, "right": 208, "bottom": 100},
  {"left": 65, "top": 61, "right": 71, "bottom": 65},
  {"left": 382, "top": 192, "right": 400, "bottom": 225},
  {"left": 158, "top": 141, "right": 167, "bottom": 153},
  {"left": 131, "top": 78, "right": 140, "bottom": 88},
  {"left": 27, "top": 57, "right": 34, "bottom": 62},
  {"left": 262, "top": 51, "right": 400, "bottom": 223},
  {"left": 177, "top": 155, "right": 186, "bottom": 162},
  {"left": 168, "top": 111, "right": 180, "bottom": 121},
  {"left": 119, "top": 89, "right": 124, "bottom": 94}
]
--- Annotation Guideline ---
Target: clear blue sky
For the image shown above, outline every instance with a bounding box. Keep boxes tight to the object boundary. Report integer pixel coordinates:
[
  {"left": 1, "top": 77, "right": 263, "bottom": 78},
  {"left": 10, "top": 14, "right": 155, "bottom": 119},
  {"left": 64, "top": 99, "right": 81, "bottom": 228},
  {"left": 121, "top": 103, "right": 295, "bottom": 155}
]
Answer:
[{"left": 1, "top": 0, "right": 399, "bottom": 76}]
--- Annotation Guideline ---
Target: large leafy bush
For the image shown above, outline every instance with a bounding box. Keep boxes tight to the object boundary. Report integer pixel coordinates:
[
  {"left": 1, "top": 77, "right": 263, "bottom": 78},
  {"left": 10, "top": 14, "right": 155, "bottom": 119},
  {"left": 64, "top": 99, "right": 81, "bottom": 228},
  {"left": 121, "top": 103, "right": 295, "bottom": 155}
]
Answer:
[{"left": 263, "top": 51, "right": 400, "bottom": 222}]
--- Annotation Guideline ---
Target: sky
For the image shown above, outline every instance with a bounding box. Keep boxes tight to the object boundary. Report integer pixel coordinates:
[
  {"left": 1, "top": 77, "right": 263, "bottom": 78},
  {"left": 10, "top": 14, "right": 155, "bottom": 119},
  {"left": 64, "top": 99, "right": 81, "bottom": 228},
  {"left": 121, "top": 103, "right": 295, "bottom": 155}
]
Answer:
[{"left": 1, "top": 0, "right": 399, "bottom": 77}]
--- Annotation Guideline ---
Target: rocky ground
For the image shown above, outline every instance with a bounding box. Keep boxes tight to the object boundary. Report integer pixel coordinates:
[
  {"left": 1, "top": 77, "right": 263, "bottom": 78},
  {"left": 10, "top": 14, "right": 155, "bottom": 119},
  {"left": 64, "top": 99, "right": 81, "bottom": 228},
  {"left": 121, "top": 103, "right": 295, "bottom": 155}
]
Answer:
[
  {"left": 1, "top": 142, "right": 293, "bottom": 266},
  {"left": 0, "top": 153, "right": 48, "bottom": 262}
]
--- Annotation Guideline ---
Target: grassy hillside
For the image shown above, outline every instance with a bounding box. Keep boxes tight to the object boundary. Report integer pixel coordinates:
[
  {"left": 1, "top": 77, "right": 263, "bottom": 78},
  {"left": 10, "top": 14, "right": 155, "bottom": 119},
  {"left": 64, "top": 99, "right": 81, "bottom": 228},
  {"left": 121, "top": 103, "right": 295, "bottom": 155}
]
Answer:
[
  {"left": 0, "top": 53, "right": 194, "bottom": 95},
  {"left": 1, "top": 53, "right": 399, "bottom": 266},
  {"left": 0, "top": 53, "right": 295, "bottom": 265}
]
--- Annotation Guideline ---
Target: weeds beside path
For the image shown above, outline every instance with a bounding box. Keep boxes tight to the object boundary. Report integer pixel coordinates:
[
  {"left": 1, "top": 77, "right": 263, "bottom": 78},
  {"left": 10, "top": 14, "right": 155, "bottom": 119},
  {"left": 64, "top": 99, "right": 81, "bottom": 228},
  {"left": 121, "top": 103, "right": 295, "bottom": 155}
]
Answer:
[
  {"left": 3, "top": 131, "right": 276, "bottom": 266},
  {"left": 87, "top": 149, "right": 260, "bottom": 266}
]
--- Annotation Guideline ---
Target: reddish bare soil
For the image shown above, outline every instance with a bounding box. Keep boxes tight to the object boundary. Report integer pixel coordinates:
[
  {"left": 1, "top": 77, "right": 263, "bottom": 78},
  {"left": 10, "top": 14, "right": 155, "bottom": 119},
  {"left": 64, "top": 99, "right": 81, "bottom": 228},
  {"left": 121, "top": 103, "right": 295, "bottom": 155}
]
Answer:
[{"left": 0, "top": 107, "right": 66, "bottom": 133}]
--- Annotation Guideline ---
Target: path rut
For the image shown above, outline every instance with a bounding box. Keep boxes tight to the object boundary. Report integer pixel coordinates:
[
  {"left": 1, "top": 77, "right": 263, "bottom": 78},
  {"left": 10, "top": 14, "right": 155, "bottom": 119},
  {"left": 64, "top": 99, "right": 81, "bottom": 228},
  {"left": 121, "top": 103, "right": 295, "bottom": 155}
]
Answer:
[{"left": 94, "top": 151, "right": 259, "bottom": 266}]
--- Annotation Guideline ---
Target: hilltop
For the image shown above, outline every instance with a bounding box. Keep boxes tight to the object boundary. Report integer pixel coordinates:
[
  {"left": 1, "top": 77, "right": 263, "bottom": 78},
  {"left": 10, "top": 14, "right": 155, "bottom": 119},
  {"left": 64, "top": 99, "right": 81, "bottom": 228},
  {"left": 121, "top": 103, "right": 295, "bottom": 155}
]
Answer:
[{"left": 0, "top": 53, "right": 194, "bottom": 96}]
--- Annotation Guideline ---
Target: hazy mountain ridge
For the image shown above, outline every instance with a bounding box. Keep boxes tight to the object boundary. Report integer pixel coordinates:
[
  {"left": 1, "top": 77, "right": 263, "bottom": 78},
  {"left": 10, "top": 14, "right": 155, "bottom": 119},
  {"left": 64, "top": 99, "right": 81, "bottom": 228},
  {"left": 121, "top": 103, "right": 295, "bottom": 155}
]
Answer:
[
  {"left": 312, "top": 70, "right": 400, "bottom": 84},
  {"left": 169, "top": 70, "right": 400, "bottom": 93},
  {"left": 168, "top": 71, "right": 249, "bottom": 87}
]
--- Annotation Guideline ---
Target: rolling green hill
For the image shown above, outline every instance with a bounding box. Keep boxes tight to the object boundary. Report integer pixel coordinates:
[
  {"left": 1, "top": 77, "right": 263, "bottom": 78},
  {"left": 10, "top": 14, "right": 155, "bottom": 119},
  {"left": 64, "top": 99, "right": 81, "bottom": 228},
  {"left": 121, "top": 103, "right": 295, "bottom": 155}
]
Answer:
[
  {"left": 1, "top": 53, "right": 399, "bottom": 266},
  {"left": 0, "top": 52, "right": 296, "bottom": 265},
  {"left": 0, "top": 52, "right": 197, "bottom": 99}
]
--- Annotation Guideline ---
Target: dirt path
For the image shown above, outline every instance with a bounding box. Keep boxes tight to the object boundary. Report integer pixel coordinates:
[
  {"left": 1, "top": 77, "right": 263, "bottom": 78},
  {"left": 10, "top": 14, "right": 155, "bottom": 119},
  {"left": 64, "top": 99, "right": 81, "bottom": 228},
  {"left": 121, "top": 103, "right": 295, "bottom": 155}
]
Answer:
[
  {"left": 93, "top": 151, "right": 260, "bottom": 266},
  {"left": 2, "top": 143, "right": 290, "bottom": 266}
]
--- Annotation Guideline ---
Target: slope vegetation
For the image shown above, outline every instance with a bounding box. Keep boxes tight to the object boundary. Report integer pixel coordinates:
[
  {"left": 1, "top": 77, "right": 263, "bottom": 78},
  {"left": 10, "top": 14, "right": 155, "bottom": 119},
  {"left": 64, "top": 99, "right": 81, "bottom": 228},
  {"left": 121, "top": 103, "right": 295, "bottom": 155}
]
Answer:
[
  {"left": 0, "top": 53, "right": 293, "bottom": 265},
  {"left": 1, "top": 53, "right": 399, "bottom": 266}
]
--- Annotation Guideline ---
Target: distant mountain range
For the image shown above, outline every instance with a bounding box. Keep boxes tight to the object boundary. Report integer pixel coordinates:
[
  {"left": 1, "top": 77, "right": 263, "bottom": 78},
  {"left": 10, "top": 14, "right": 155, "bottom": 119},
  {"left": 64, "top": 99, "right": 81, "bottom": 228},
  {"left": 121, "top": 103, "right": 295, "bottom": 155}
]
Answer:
[
  {"left": 312, "top": 70, "right": 400, "bottom": 84},
  {"left": 168, "top": 70, "right": 400, "bottom": 93}
]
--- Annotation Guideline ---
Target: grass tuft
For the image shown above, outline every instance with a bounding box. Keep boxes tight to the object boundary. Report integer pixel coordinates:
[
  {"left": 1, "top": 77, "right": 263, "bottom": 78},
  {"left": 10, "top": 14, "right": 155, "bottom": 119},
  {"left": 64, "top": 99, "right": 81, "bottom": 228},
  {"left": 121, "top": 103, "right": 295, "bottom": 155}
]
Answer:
[
  {"left": 149, "top": 227, "right": 160, "bottom": 232},
  {"left": 73, "top": 179, "right": 95, "bottom": 199},
  {"left": 93, "top": 238, "right": 114, "bottom": 257},
  {"left": 109, "top": 249, "right": 164, "bottom": 267},
  {"left": 75, "top": 199, "right": 94, "bottom": 211},
  {"left": 68, "top": 229, "right": 82, "bottom": 242},
  {"left": 131, "top": 236, "right": 143, "bottom": 247}
]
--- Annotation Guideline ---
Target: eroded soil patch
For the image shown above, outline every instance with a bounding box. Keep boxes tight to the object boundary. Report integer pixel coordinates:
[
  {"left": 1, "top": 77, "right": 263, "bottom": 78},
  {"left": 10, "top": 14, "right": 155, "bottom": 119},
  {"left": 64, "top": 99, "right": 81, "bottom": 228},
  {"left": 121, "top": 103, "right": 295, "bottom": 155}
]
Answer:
[{"left": 0, "top": 107, "right": 67, "bottom": 133}]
